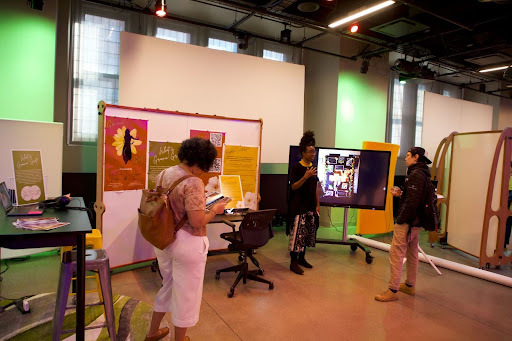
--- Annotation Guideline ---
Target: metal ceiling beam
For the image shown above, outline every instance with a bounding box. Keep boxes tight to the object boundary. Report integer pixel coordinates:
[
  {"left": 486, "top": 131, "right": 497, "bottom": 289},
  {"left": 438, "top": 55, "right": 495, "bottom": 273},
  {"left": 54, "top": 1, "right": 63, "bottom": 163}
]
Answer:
[{"left": 228, "top": 12, "right": 255, "bottom": 29}]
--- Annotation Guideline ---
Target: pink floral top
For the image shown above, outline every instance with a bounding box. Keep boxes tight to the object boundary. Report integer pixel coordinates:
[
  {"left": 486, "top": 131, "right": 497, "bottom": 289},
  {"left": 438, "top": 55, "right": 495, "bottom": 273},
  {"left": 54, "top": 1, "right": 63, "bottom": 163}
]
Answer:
[{"left": 155, "top": 165, "right": 207, "bottom": 236}]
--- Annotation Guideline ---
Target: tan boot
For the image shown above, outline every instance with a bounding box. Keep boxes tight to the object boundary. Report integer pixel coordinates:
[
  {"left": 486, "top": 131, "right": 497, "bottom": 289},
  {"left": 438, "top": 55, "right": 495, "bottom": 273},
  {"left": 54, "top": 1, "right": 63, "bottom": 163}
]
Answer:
[
  {"left": 399, "top": 283, "right": 415, "bottom": 296},
  {"left": 375, "top": 289, "right": 398, "bottom": 302}
]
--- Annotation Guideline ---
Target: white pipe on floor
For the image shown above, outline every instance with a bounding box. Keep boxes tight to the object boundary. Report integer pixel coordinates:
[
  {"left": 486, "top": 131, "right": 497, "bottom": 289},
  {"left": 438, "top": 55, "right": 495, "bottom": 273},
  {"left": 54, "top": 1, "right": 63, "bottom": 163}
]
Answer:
[{"left": 348, "top": 235, "right": 512, "bottom": 288}]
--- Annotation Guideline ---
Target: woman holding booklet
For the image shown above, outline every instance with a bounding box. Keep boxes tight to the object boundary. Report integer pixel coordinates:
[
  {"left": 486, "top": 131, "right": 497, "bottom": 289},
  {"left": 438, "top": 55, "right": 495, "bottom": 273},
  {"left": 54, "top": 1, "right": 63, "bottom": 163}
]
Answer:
[{"left": 145, "top": 137, "right": 228, "bottom": 341}]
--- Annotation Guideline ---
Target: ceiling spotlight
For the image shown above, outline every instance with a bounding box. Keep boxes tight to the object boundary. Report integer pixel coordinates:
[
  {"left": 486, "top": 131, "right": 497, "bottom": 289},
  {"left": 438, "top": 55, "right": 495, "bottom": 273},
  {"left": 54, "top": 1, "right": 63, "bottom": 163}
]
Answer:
[
  {"left": 350, "top": 24, "right": 359, "bottom": 33},
  {"left": 504, "top": 66, "right": 512, "bottom": 80},
  {"left": 29, "top": 0, "right": 44, "bottom": 11},
  {"left": 280, "top": 27, "right": 292, "bottom": 44},
  {"left": 360, "top": 59, "right": 369, "bottom": 74},
  {"left": 155, "top": 0, "right": 167, "bottom": 17}
]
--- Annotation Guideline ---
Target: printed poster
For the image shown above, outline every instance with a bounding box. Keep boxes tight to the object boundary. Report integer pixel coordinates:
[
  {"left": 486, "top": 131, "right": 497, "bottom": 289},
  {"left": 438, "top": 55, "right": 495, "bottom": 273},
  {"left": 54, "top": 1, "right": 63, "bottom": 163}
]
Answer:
[
  {"left": 148, "top": 141, "right": 181, "bottom": 189},
  {"left": 104, "top": 116, "right": 148, "bottom": 191},
  {"left": 222, "top": 145, "right": 260, "bottom": 210},
  {"left": 11, "top": 150, "right": 45, "bottom": 205},
  {"left": 219, "top": 175, "right": 243, "bottom": 209},
  {"left": 190, "top": 129, "right": 225, "bottom": 188}
]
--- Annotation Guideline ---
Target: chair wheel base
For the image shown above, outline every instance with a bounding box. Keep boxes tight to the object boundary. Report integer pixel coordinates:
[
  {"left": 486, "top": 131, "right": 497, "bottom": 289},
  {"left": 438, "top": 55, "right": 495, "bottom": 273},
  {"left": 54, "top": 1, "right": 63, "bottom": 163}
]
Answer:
[
  {"left": 227, "top": 290, "right": 234, "bottom": 298},
  {"left": 269, "top": 282, "right": 274, "bottom": 290}
]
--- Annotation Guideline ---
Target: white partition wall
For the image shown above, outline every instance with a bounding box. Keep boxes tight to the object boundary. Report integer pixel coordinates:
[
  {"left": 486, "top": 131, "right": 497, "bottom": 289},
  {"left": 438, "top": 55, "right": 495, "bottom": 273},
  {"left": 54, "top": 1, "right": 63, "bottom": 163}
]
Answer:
[
  {"left": 119, "top": 32, "right": 305, "bottom": 164},
  {"left": 99, "top": 105, "right": 262, "bottom": 268},
  {"left": 447, "top": 132, "right": 502, "bottom": 257},
  {"left": 422, "top": 92, "right": 493, "bottom": 159},
  {"left": 0, "top": 119, "right": 63, "bottom": 258}
]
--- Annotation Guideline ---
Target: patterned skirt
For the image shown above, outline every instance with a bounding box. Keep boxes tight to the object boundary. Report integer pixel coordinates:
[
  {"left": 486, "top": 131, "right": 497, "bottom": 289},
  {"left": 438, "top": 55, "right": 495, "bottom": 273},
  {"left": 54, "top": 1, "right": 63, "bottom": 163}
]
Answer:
[{"left": 288, "top": 211, "right": 317, "bottom": 252}]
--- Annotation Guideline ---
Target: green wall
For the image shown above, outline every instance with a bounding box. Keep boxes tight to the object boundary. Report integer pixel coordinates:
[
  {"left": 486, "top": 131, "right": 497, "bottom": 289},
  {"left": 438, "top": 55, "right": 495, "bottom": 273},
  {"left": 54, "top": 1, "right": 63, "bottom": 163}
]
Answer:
[
  {"left": 335, "top": 72, "right": 387, "bottom": 148},
  {"left": 0, "top": 7, "right": 55, "bottom": 122}
]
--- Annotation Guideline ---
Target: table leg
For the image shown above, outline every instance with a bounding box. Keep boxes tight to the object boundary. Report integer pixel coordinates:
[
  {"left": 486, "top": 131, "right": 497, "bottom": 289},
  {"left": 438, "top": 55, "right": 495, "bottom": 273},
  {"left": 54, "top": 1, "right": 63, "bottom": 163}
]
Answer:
[{"left": 76, "top": 233, "right": 86, "bottom": 341}]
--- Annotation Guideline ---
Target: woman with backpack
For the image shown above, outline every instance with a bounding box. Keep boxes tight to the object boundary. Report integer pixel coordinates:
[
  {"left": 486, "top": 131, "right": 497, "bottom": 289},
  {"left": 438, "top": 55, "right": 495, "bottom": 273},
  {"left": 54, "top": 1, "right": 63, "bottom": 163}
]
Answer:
[
  {"left": 145, "top": 137, "right": 227, "bottom": 341},
  {"left": 375, "top": 147, "right": 431, "bottom": 302}
]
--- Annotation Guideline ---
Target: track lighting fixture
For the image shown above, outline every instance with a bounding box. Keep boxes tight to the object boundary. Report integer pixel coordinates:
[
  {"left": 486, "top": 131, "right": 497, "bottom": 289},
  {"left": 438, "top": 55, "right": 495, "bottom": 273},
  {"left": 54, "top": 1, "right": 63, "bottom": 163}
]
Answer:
[{"left": 155, "top": 0, "right": 167, "bottom": 17}]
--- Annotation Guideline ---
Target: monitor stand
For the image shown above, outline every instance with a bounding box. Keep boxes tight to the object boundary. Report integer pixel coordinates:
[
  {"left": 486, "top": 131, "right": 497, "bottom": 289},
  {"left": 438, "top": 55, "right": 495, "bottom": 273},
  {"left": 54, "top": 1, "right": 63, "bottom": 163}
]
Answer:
[{"left": 316, "top": 208, "right": 374, "bottom": 264}]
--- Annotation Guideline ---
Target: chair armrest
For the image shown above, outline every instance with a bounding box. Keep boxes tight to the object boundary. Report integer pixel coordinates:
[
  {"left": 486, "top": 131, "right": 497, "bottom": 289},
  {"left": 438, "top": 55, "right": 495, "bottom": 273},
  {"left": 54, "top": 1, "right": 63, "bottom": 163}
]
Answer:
[{"left": 221, "top": 219, "right": 236, "bottom": 233}]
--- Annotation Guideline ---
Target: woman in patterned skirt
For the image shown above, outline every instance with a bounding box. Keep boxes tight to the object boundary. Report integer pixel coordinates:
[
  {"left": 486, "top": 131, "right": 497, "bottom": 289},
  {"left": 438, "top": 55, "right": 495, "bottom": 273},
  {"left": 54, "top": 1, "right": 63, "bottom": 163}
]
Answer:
[{"left": 288, "top": 130, "right": 320, "bottom": 275}]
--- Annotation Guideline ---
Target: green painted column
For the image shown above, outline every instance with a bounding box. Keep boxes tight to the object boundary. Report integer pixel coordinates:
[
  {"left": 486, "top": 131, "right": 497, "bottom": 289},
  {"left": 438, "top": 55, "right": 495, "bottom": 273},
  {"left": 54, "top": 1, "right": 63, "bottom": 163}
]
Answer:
[
  {"left": 0, "top": 7, "right": 56, "bottom": 122},
  {"left": 332, "top": 71, "right": 388, "bottom": 227}
]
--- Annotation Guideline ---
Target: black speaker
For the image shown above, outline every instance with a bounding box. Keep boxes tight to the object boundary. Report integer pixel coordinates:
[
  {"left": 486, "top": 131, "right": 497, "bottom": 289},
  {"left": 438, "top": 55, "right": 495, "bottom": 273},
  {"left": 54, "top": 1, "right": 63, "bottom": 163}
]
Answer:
[{"left": 39, "top": 196, "right": 71, "bottom": 208}]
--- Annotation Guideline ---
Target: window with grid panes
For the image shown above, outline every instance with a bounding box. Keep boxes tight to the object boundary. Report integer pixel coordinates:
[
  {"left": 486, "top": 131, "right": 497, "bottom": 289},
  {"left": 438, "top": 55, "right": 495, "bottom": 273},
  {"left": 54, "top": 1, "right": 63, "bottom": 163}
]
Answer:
[
  {"left": 414, "top": 84, "right": 426, "bottom": 147},
  {"left": 208, "top": 38, "right": 237, "bottom": 53},
  {"left": 263, "top": 49, "right": 285, "bottom": 62},
  {"left": 155, "top": 27, "right": 190, "bottom": 43},
  {"left": 71, "top": 13, "right": 125, "bottom": 143},
  {"left": 391, "top": 79, "right": 404, "bottom": 146}
]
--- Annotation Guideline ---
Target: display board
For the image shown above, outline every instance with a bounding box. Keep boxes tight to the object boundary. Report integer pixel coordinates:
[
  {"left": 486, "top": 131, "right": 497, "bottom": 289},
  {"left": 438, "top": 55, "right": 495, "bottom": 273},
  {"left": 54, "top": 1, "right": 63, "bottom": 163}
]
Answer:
[
  {"left": 447, "top": 132, "right": 502, "bottom": 256},
  {"left": 0, "top": 119, "right": 63, "bottom": 258},
  {"left": 119, "top": 31, "right": 305, "bottom": 164},
  {"left": 356, "top": 141, "right": 400, "bottom": 234},
  {"left": 97, "top": 104, "right": 262, "bottom": 268},
  {"left": 422, "top": 92, "right": 493, "bottom": 160}
]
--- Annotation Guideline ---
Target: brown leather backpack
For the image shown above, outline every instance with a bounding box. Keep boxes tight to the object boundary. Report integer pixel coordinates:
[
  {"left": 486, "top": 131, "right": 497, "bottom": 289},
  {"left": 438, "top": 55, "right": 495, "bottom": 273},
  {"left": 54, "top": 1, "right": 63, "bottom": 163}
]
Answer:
[{"left": 137, "top": 173, "right": 193, "bottom": 250}]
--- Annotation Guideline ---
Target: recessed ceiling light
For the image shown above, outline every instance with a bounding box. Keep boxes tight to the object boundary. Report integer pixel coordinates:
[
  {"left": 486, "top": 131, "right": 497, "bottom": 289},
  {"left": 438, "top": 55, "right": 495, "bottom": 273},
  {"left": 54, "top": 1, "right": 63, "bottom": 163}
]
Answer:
[{"left": 298, "top": 2, "right": 320, "bottom": 12}]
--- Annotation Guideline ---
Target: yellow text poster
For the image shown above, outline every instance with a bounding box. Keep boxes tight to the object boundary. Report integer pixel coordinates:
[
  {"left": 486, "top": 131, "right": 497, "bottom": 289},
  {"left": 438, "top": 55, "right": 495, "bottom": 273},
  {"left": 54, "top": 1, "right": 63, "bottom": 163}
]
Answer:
[
  {"left": 219, "top": 175, "right": 243, "bottom": 209},
  {"left": 11, "top": 150, "right": 45, "bottom": 205},
  {"left": 148, "top": 141, "right": 181, "bottom": 189},
  {"left": 222, "top": 145, "right": 259, "bottom": 209}
]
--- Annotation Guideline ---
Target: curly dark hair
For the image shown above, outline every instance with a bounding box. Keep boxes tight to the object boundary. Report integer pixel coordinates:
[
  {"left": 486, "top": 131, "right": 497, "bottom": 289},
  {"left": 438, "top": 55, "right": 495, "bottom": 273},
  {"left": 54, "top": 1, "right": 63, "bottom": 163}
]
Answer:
[
  {"left": 178, "top": 137, "right": 217, "bottom": 172},
  {"left": 299, "top": 130, "right": 316, "bottom": 154}
]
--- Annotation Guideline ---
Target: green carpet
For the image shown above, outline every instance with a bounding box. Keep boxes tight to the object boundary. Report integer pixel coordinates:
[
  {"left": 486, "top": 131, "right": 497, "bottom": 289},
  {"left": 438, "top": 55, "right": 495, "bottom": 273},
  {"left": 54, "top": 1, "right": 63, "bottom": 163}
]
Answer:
[{"left": 0, "top": 293, "right": 169, "bottom": 340}]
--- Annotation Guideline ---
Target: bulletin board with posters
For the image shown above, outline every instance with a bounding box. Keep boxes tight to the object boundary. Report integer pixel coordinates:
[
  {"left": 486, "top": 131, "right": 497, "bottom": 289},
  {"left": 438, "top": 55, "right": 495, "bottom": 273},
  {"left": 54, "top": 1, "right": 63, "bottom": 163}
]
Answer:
[{"left": 95, "top": 102, "right": 262, "bottom": 268}]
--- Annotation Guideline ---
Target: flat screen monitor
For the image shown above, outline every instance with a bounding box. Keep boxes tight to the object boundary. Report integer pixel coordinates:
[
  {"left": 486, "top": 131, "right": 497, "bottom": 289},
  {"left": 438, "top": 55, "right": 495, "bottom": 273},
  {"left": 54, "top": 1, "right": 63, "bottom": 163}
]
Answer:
[{"left": 288, "top": 146, "right": 391, "bottom": 210}]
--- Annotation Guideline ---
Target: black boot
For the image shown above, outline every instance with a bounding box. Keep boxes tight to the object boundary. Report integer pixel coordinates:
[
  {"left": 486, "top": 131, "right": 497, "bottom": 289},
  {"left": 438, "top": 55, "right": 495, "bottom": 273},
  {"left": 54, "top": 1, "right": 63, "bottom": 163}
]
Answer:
[
  {"left": 290, "top": 251, "right": 304, "bottom": 275},
  {"left": 298, "top": 250, "right": 313, "bottom": 268}
]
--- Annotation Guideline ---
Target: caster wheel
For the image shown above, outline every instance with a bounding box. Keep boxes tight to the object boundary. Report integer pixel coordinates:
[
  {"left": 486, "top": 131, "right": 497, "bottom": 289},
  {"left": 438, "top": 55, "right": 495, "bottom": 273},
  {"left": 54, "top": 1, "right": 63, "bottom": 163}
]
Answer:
[
  {"left": 431, "top": 244, "right": 434, "bottom": 248},
  {"left": 269, "top": 282, "right": 274, "bottom": 290},
  {"left": 243, "top": 278, "right": 247, "bottom": 284},
  {"left": 486, "top": 263, "right": 490, "bottom": 269},
  {"left": 238, "top": 255, "right": 244, "bottom": 262},
  {"left": 215, "top": 272, "right": 220, "bottom": 280},
  {"left": 350, "top": 244, "right": 357, "bottom": 251},
  {"left": 365, "top": 255, "right": 374, "bottom": 264},
  {"left": 227, "top": 291, "right": 234, "bottom": 298},
  {"left": 258, "top": 269, "right": 264, "bottom": 275}
]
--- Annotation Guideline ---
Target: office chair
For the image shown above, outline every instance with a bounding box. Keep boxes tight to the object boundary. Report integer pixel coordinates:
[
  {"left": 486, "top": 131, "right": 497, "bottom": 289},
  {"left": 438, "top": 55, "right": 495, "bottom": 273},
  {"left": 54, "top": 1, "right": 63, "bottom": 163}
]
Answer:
[{"left": 215, "top": 209, "right": 276, "bottom": 298}]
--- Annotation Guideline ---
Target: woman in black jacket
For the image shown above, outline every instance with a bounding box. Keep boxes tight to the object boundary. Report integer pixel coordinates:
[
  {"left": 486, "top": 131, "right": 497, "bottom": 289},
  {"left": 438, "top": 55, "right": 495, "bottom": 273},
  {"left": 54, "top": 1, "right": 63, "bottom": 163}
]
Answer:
[{"left": 375, "top": 147, "right": 431, "bottom": 302}]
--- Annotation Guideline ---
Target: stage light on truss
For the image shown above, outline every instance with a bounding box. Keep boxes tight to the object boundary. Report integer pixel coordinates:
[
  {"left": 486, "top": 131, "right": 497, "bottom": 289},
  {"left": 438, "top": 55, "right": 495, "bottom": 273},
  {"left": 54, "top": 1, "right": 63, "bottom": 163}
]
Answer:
[
  {"left": 350, "top": 24, "right": 359, "bottom": 33},
  {"left": 155, "top": 0, "right": 167, "bottom": 17}
]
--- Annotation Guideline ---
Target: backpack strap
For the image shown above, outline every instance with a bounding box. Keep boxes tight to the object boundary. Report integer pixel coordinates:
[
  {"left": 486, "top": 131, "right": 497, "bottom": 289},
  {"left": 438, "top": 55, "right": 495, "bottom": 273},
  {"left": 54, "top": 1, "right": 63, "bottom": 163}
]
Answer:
[{"left": 168, "top": 174, "right": 194, "bottom": 231}]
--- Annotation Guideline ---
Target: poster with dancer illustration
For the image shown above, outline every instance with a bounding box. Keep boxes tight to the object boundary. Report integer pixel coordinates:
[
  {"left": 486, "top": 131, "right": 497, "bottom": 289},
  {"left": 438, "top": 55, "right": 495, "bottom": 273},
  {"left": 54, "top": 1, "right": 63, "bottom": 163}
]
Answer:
[
  {"left": 190, "top": 129, "right": 225, "bottom": 187},
  {"left": 104, "top": 116, "right": 148, "bottom": 191}
]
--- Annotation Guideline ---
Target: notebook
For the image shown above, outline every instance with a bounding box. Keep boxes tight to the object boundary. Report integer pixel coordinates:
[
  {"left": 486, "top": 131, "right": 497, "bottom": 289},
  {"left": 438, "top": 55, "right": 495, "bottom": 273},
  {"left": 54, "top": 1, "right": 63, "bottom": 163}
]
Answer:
[
  {"left": 0, "top": 181, "right": 44, "bottom": 216},
  {"left": 205, "top": 192, "right": 231, "bottom": 210}
]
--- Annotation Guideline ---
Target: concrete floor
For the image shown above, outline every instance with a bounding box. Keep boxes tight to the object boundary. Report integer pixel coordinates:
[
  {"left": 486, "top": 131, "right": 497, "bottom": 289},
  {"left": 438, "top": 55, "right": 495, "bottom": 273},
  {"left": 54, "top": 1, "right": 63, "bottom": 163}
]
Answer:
[{"left": 1, "top": 226, "right": 512, "bottom": 340}]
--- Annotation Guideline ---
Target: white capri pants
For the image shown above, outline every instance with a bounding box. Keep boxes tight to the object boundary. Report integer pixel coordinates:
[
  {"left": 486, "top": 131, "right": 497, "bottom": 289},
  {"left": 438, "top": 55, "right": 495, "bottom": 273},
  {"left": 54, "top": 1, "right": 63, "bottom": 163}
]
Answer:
[{"left": 153, "top": 229, "right": 209, "bottom": 328}]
